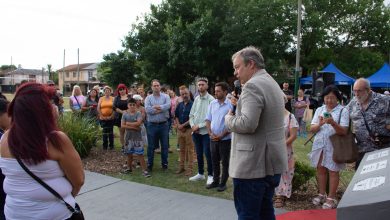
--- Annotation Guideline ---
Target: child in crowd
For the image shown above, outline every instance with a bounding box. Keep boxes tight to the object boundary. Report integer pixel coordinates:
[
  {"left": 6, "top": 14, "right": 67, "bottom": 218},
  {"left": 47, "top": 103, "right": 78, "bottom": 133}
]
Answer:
[
  {"left": 121, "top": 98, "right": 151, "bottom": 178},
  {"left": 0, "top": 98, "right": 10, "bottom": 219}
]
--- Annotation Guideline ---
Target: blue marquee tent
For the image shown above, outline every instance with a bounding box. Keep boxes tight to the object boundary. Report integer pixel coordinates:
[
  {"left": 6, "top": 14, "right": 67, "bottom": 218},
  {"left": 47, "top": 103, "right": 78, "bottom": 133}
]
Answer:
[
  {"left": 367, "top": 63, "right": 390, "bottom": 88},
  {"left": 300, "top": 63, "right": 355, "bottom": 85}
]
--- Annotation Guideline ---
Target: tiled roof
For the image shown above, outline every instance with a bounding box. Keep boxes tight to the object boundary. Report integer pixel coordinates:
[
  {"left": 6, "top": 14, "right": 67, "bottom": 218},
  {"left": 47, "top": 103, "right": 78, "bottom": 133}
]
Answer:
[
  {"left": 57, "top": 63, "right": 96, "bottom": 72},
  {"left": 5, "top": 68, "right": 48, "bottom": 76},
  {"left": 83, "top": 63, "right": 99, "bottom": 70}
]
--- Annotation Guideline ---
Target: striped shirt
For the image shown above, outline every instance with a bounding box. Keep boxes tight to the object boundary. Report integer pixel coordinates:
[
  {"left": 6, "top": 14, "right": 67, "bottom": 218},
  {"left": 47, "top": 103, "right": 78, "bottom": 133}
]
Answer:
[{"left": 144, "top": 93, "right": 171, "bottom": 123}]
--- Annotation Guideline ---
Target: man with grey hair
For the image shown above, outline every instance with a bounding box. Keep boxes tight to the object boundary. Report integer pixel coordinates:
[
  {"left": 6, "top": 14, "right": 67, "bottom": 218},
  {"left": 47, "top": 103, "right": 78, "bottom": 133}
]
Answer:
[
  {"left": 225, "top": 46, "right": 287, "bottom": 219},
  {"left": 348, "top": 78, "right": 390, "bottom": 169}
]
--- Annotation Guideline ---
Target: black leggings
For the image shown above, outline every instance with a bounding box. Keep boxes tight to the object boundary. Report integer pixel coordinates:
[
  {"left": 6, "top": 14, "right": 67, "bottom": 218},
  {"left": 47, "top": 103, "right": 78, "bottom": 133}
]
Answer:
[{"left": 100, "top": 119, "right": 114, "bottom": 149}]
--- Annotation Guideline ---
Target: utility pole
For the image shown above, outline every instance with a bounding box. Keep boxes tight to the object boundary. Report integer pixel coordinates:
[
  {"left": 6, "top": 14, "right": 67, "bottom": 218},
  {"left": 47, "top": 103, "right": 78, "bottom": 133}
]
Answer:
[
  {"left": 294, "top": 0, "right": 302, "bottom": 98},
  {"left": 77, "top": 48, "right": 80, "bottom": 85}
]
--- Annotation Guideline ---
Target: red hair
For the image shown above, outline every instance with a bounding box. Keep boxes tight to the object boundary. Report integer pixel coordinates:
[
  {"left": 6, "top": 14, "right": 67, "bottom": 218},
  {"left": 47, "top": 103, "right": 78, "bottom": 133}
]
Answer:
[
  {"left": 115, "top": 84, "right": 128, "bottom": 96},
  {"left": 8, "top": 82, "right": 62, "bottom": 164}
]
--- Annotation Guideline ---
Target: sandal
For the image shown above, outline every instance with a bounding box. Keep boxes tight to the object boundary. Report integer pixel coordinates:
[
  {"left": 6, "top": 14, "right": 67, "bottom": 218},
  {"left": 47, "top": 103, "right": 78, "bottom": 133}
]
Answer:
[
  {"left": 312, "top": 193, "right": 327, "bottom": 206},
  {"left": 274, "top": 196, "right": 285, "bottom": 208},
  {"left": 120, "top": 168, "right": 132, "bottom": 174},
  {"left": 322, "top": 198, "right": 338, "bottom": 209}
]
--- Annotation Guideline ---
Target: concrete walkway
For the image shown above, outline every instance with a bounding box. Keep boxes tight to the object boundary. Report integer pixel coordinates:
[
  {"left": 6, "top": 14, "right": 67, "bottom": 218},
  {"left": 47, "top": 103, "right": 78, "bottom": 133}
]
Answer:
[{"left": 77, "top": 171, "right": 286, "bottom": 220}]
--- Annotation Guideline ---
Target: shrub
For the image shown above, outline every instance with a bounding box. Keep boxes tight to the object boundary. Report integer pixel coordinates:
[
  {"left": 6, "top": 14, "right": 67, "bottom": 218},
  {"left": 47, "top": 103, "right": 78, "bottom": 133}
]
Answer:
[
  {"left": 292, "top": 161, "right": 316, "bottom": 192},
  {"left": 58, "top": 113, "right": 100, "bottom": 158}
]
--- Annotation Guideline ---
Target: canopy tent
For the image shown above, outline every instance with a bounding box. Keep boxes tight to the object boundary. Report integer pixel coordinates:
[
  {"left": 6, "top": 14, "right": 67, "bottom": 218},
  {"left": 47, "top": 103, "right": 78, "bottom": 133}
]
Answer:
[
  {"left": 367, "top": 63, "right": 390, "bottom": 88},
  {"left": 299, "top": 63, "right": 355, "bottom": 85}
]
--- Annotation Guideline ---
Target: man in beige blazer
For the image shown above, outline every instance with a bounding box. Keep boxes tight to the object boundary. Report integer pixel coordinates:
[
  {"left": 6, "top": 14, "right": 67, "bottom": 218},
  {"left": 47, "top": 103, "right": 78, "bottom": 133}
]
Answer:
[{"left": 225, "top": 46, "right": 287, "bottom": 220}]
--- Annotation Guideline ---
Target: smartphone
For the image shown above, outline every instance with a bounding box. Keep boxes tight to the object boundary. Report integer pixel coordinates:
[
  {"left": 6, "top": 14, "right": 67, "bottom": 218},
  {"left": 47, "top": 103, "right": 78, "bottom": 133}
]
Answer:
[{"left": 323, "top": 112, "right": 331, "bottom": 118}]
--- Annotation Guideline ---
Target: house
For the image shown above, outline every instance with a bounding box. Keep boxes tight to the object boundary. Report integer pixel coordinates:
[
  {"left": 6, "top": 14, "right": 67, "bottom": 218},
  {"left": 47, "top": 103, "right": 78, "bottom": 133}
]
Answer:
[
  {"left": 57, "top": 63, "right": 101, "bottom": 96},
  {"left": 0, "top": 67, "right": 49, "bottom": 92}
]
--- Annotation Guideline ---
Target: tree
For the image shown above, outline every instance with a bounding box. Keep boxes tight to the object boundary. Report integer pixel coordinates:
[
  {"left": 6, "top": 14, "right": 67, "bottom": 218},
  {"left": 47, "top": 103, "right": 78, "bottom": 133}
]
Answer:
[
  {"left": 0, "top": 65, "right": 16, "bottom": 71},
  {"left": 98, "top": 50, "right": 140, "bottom": 88},
  {"left": 47, "top": 64, "right": 53, "bottom": 80},
  {"left": 106, "top": 0, "right": 390, "bottom": 86}
]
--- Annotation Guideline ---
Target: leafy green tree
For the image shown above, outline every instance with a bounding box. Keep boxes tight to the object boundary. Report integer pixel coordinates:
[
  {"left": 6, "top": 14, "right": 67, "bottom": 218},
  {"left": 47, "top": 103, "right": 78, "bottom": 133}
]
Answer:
[
  {"left": 98, "top": 50, "right": 140, "bottom": 88},
  {"left": 0, "top": 65, "right": 16, "bottom": 71},
  {"left": 104, "top": 0, "right": 390, "bottom": 86}
]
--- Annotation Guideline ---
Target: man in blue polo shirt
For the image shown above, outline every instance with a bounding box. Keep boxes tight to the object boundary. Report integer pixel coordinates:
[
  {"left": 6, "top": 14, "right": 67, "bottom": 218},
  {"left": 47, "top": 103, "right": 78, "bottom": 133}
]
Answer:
[{"left": 205, "top": 82, "right": 233, "bottom": 191}]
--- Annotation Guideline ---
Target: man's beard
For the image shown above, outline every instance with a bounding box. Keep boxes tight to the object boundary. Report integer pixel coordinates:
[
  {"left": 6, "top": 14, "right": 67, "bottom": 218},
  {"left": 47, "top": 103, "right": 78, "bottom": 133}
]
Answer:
[{"left": 357, "top": 94, "right": 368, "bottom": 104}]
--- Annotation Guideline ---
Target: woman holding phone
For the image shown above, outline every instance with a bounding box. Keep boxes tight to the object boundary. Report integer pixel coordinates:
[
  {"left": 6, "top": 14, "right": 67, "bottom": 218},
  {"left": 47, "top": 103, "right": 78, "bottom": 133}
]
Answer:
[{"left": 309, "top": 85, "right": 349, "bottom": 209}]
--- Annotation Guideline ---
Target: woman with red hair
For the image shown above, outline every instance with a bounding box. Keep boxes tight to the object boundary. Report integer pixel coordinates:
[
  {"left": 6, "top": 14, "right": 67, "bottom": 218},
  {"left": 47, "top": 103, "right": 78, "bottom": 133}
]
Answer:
[
  {"left": 114, "top": 84, "right": 129, "bottom": 150},
  {"left": 0, "top": 83, "right": 84, "bottom": 219}
]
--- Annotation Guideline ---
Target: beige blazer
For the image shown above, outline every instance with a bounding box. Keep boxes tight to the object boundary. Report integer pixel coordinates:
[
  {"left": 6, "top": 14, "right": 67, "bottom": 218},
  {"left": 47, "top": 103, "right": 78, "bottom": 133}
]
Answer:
[{"left": 225, "top": 69, "right": 287, "bottom": 179}]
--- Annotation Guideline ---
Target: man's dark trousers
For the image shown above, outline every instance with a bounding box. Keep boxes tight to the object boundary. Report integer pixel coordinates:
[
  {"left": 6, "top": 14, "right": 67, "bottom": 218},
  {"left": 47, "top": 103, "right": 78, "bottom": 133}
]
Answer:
[
  {"left": 233, "top": 175, "right": 281, "bottom": 220},
  {"left": 210, "top": 139, "right": 231, "bottom": 186}
]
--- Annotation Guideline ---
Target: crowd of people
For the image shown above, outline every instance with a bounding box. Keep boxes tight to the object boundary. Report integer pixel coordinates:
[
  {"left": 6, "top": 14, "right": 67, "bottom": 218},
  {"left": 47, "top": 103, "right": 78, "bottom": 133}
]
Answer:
[{"left": 0, "top": 46, "right": 388, "bottom": 219}]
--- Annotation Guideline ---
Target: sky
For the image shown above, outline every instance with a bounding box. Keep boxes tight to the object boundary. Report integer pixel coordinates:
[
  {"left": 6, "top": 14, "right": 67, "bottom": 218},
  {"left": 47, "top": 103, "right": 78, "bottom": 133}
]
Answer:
[
  {"left": 0, "top": 0, "right": 162, "bottom": 70},
  {"left": 1, "top": 0, "right": 389, "bottom": 71}
]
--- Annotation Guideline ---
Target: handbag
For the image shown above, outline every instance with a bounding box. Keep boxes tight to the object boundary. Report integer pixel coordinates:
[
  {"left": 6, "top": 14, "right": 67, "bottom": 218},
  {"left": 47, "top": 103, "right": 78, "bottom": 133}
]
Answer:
[
  {"left": 330, "top": 108, "right": 359, "bottom": 163},
  {"left": 16, "top": 159, "right": 84, "bottom": 220},
  {"left": 303, "top": 106, "right": 313, "bottom": 123}
]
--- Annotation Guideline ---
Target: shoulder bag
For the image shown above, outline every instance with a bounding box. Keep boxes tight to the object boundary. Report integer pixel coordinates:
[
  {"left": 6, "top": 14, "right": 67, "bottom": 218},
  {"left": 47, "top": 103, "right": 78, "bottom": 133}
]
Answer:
[
  {"left": 330, "top": 108, "right": 359, "bottom": 163},
  {"left": 16, "top": 159, "right": 84, "bottom": 220}
]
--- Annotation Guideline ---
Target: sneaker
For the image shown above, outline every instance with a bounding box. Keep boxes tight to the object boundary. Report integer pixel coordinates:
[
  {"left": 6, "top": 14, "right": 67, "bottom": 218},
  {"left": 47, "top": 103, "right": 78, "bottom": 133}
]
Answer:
[
  {"left": 143, "top": 171, "right": 151, "bottom": 178},
  {"left": 217, "top": 185, "right": 227, "bottom": 192},
  {"left": 207, "top": 175, "right": 214, "bottom": 185},
  {"left": 206, "top": 182, "right": 219, "bottom": 189},
  {"left": 162, "top": 166, "right": 168, "bottom": 171},
  {"left": 120, "top": 168, "right": 132, "bottom": 174},
  {"left": 189, "top": 173, "right": 205, "bottom": 181}
]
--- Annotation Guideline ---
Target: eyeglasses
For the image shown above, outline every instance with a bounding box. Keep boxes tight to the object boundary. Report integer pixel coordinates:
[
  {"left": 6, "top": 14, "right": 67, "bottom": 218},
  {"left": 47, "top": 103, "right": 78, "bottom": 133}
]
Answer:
[{"left": 353, "top": 89, "right": 368, "bottom": 93}]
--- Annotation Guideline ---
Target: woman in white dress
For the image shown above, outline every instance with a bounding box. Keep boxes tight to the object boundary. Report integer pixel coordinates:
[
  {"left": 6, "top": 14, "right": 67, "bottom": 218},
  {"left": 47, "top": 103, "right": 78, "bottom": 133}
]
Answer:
[{"left": 309, "top": 85, "right": 349, "bottom": 209}]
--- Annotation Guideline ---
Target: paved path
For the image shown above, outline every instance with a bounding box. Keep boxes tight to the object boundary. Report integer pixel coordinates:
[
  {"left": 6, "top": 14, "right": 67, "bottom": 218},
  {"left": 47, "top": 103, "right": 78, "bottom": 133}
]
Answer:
[{"left": 77, "top": 171, "right": 287, "bottom": 220}]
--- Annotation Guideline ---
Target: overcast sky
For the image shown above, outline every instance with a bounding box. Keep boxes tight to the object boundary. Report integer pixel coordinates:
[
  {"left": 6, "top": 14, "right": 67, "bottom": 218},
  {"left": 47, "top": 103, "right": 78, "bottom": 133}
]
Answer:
[
  {"left": 0, "top": 0, "right": 162, "bottom": 70},
  {"left": 1, "top": 0, "right": 389, "bottom": 70}
]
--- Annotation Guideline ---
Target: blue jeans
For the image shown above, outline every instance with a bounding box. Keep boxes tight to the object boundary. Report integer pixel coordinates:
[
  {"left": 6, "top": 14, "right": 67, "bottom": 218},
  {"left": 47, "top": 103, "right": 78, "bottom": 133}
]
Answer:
[
  {"left": 233, "top": 175, "right": 281, "bottom": 220},
  {"left": 192, "top": 133, "right": 212, "bottom": 176},
  {"left": 146, "top": 122, "right": 169, "bottom": 168}
]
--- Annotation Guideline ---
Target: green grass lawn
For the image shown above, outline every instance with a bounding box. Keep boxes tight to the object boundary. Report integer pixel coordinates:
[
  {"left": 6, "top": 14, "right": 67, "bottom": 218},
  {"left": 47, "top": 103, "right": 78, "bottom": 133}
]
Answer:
[
  {"left": 107, "top": 130, "right": 355, "bottom": 201},
  {"left": 111, "top": 129, "right": 235, "bottom": 200}
]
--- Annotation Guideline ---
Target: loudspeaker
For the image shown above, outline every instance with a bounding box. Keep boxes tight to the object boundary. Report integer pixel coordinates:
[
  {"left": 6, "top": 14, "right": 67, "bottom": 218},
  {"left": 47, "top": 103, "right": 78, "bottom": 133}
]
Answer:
[{"left": 322, "top": 72, "right": 335, "bottom": 87}]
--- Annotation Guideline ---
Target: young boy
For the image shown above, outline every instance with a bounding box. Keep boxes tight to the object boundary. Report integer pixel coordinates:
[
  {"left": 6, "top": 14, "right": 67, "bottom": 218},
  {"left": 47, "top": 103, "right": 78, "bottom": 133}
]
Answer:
[
  {"left": 0, "top": 98, "right": 10, "bottom": 219},
  {"left": 121, "top": 98, "right": 151, "bottom": 178}
]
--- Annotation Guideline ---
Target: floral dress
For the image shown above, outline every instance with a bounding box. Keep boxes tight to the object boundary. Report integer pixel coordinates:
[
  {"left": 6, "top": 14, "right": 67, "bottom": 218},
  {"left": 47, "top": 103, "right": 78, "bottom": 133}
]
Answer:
[
  {"left": 308, "top": 104, "right": 349, "bottom": 171},
  {"left": 275, "top": 113, "right": 298, "bottom": 198}
]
